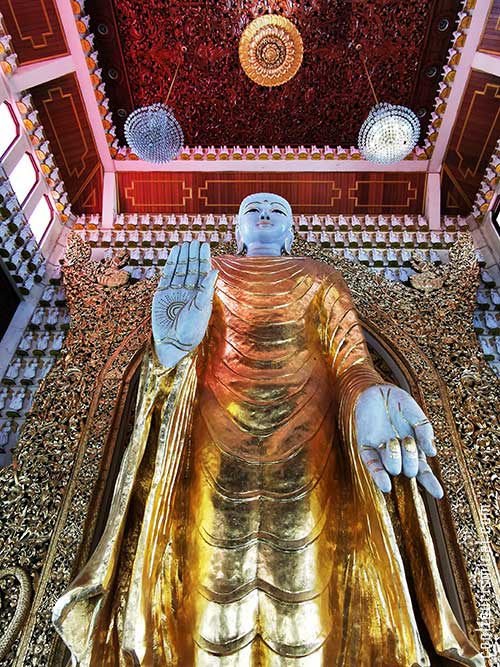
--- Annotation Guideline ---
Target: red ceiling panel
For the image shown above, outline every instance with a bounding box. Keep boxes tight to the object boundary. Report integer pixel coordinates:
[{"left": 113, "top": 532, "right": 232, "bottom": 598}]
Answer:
[
  {"left": 85, "top": 0, "right": 461, "bottom": 148},
  {"left": 441, "top": 70, "right": 500, "bottom": 215},
  {"left": 478, "top": 0, "right": 500, "bottom": 56},
  {"left": 117, "top": 171, "right": 426, "bottom": 215},
  {"left": 30, "top": 73, "right": 103, "bottom": 214},
  {"left": 0, "top": 0, "right": 68, "bottom": 64}
]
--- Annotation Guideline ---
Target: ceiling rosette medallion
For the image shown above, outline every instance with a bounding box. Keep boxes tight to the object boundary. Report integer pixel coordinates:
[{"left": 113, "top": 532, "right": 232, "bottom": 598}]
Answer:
[{"left": 239, "top": 15, "right": 303, "bottom": 87}]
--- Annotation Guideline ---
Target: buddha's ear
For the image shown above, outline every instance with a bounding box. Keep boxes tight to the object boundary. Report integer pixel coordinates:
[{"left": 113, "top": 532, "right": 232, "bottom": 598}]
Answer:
[
  {"left": 235, "top": 224, "right": 245, "bottom": 255},
  {"left": 283, "top": 227, "right": 294, "bottom": 255}
]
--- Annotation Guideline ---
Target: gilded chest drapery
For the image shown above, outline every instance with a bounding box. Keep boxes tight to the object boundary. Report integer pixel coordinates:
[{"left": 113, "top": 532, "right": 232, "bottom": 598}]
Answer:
[
  {"left": 53, "top": 256, "right": 483, "bottom": 667},
  {"left": 185, "top": 257, "right": 341, "bottom": 662}
]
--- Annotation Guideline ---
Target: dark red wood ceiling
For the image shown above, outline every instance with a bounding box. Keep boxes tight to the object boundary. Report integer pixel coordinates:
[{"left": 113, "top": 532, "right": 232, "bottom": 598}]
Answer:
[
  {"left": 86, "top": 0, "right": 461, "bottom": 148},
  {"left": 0, "top": 0, "right": 68, "bottom": 65}
]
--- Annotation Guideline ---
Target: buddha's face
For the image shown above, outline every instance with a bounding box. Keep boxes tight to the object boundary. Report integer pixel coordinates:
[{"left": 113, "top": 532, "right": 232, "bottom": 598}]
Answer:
[{"left": 236, "top": 193, "right": 294, "bottom": 256}]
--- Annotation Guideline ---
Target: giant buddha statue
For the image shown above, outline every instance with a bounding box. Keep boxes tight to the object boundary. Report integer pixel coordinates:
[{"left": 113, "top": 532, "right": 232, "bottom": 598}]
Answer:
[{"left": 53, "top": 194, "right": 483, "bottom": 666}]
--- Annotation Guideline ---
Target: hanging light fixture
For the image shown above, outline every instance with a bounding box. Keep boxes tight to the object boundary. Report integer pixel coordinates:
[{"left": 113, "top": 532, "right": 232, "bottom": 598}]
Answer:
[
  {"left": 124, "top": 63, "right": 183, "bottom": 163},
  {"left": 356, "top": 45, "right": 420, "bottom": 165}
]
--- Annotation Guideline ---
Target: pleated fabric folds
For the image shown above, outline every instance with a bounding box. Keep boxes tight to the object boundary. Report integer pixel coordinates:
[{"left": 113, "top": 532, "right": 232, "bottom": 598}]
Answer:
[{"left": 54, "top": 256, "right": 484, "bottom": 667}]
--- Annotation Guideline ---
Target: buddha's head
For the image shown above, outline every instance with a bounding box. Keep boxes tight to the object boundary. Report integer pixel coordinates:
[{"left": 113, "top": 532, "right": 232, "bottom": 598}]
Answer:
[{"left": 236, "top": 193, "right": 294, "bottom": 256}]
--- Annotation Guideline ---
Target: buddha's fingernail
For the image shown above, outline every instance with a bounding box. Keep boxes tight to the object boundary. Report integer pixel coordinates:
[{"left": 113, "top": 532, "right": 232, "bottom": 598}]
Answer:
[
  {"left": 388, "top": 438, "right": 400, "bottom": 453},
  {"left": 402, "top": 436, "right": 417, "bottom": 454}
]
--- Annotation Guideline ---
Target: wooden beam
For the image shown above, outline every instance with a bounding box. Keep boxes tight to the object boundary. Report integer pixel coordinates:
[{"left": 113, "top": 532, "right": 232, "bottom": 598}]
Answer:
[
  {"left": 10, "top": 56, "right": 75, "bottom": 92},
  {"left": 429, "top": 1, "right": 494, "bottom": 172}
]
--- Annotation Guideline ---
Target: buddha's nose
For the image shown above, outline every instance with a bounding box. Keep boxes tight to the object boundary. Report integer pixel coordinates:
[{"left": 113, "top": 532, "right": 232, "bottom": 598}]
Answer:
[{"left": 260, "top": 213, "right": 270, "bottom": 221}]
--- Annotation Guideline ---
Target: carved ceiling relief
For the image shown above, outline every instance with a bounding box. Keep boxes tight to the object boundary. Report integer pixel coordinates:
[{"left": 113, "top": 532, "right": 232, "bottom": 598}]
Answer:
[
  {"left": 85, "top": 0, "right": 461, "bottom": 146},
  {"left": 0, "top": 234, "right": 498, "bottom": 665}
]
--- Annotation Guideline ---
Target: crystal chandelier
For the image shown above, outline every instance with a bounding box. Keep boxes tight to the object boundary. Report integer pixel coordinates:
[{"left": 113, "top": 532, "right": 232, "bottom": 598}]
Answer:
[
  {"left": 124, "top": 64, "right": 183, "bottom": 163},
  {"left": 124, "top": 103, "right": 183, "bottom": 163},
  {"left": 356, "top": 45, "right": 420, "bottom": 164},
  {"left": 358, "top": 103, "right": 420, "bottom": 165}
]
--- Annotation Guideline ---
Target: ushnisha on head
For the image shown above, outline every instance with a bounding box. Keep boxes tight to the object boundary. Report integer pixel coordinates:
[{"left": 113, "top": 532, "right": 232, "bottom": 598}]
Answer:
[{"left": 236, "top": 193, "right": 294, "bottom": 256}]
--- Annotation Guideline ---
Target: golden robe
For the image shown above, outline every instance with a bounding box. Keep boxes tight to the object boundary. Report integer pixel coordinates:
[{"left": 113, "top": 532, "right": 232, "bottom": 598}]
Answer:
[{"left": 53, "top": 256, "right": 483, "bottom": 667}]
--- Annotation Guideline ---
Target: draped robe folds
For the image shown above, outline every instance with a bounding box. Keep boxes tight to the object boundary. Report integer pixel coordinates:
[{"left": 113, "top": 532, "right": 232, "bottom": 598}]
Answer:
[{"left": 53, "top": 256, "right": 484, "bottom": 667}]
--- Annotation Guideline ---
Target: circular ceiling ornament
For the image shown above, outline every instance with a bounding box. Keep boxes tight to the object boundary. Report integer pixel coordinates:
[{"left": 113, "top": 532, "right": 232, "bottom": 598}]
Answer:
[
  {"left": 358, "top": 102, "right": 420, "bottom": 165},
  {"left": 239, "top": 15, "right": 303, "bottom": 87},
  {"left": 124, "top": 103, "right": 183, "bottom": 163}
]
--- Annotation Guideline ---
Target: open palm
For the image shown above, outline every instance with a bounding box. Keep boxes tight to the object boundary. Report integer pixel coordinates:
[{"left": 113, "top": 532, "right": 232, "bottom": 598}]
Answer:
[
  {"left": 152, "top": 241, "right": 218, "bottom": 369},
  {"left": 355, "top": 384, "right": 443, "bottom": 499}
]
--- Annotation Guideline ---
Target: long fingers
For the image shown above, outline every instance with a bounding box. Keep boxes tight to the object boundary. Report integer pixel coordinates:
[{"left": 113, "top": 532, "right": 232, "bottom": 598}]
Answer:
[
  {"left": 159, "top": 245, "right": 180, "bottom": 289},
  {"left": 396, "top": 395, "right": 436, "bottom": 457},
  {"left": 360, "top": 446, "right": 391, "bottom": 493},
  {"left": 199, "top": 242, "right": 211, "bottom": 285},
  {"left": 401, "top": 436, "right": 419, "bottom": 477},
  {"left": 413, "top": 421, "right": 436, "bottom": 457},
  {"left": 186, "top": 240, "right": 200, "bottom": 289},
  {"left": 380, "top": 438, "right": 401, "bottom": 476},
  {"left": 171, "top": 242, "right": 189, "bottom": 288},
  {"left": 416, "top": 452, "right": 444, "bottom": 499},
  {"left": 195, "top": 269, "right": 218, "bottom": 309}
]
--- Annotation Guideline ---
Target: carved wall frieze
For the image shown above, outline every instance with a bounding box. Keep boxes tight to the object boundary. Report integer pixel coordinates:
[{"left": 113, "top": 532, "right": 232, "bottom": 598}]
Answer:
[{"left": 0, "top": 233, "right": 498, "bottom": 665}]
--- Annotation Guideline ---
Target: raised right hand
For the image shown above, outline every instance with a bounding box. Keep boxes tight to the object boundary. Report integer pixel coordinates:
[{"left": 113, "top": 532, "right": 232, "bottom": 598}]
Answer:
[{"left": 152, "top": 240, "right": 218, "bottom": 368}]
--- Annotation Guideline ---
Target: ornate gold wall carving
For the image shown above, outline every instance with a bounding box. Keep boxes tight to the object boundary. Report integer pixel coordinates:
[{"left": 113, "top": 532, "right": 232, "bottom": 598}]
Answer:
[{"left": 0, "top": 233, "right": 498, "bottom": 666}]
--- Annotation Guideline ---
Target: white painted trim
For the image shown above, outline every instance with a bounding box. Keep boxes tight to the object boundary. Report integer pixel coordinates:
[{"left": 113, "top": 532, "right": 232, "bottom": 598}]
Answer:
[
  {"left": 1, "top": 136, "right": 27, "bottom": 175},
  {"left": 113, "top": 158, "right": 429, "bottom": 173},
  {"left": 54, "top": 0, "right": 114, "bottom": 171},
  {"left": 10, "top": 56, "right": 75, "bottom": 92},
  {"left": 102, "top": 171, "right": 117, "bottom": 228},
  {"left": 429, "top": 1, "right": 494, "bottom": 171},
  {"left": 21, "top": 180, "right": 46, "bottom": 220},
  {"left": 425, "top": 172, "right": 441, "bottom": 230},
  {"left": 472, "top": 50, "right": 500, "bottom": 78}
]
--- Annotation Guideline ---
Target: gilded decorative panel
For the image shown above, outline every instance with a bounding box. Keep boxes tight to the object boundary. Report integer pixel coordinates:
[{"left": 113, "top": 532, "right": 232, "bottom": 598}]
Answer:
[{"left": 0, "top": 0, "right": 68, "bottom": 64}]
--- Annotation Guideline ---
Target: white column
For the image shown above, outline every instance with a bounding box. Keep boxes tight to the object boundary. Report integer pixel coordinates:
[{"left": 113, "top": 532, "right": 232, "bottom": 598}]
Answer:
[
  {"left": 102, "top": 171, "right": 117, "bottom": 228},
  {"left": 425, "top": 172, "right": 441, "bottom": 230}
]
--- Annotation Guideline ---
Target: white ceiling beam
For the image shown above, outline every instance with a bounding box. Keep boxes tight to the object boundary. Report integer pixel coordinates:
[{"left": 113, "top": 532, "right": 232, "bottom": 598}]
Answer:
[
  {"left": 54, "top": 0, "right": 114, "bottom": 171},
  {"left": 429, "top": 1, "right": 494, "bottom": 172},
  {"left": 113, "top": 158, "right": 429, "bottom": 173},
  {"left": 472, "top": 50, "right": 500, "bottom": 78},
  {"left": 10, "top": 55, "right": 75, "bottom": 93}
]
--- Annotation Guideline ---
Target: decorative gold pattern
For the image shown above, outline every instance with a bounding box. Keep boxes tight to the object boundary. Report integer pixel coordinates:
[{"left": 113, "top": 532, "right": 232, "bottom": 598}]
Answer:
[
  {"left": 53, "top": 254, "right": 481, "bottom": 666},
  {"left": 65, "top": 234, "right": 130, "bottom": 287},
  {"left": 409, "top": 253, "right": 447, "bottom": 293},
  {"left": 239, "top": 15, "right": 303, "bottom": 87},
  {"left": 0, "top": 234, "right": 498, "bottom": 666},
  {"left": 0, "top": 567, "right": 31, "bottom": 660}
]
